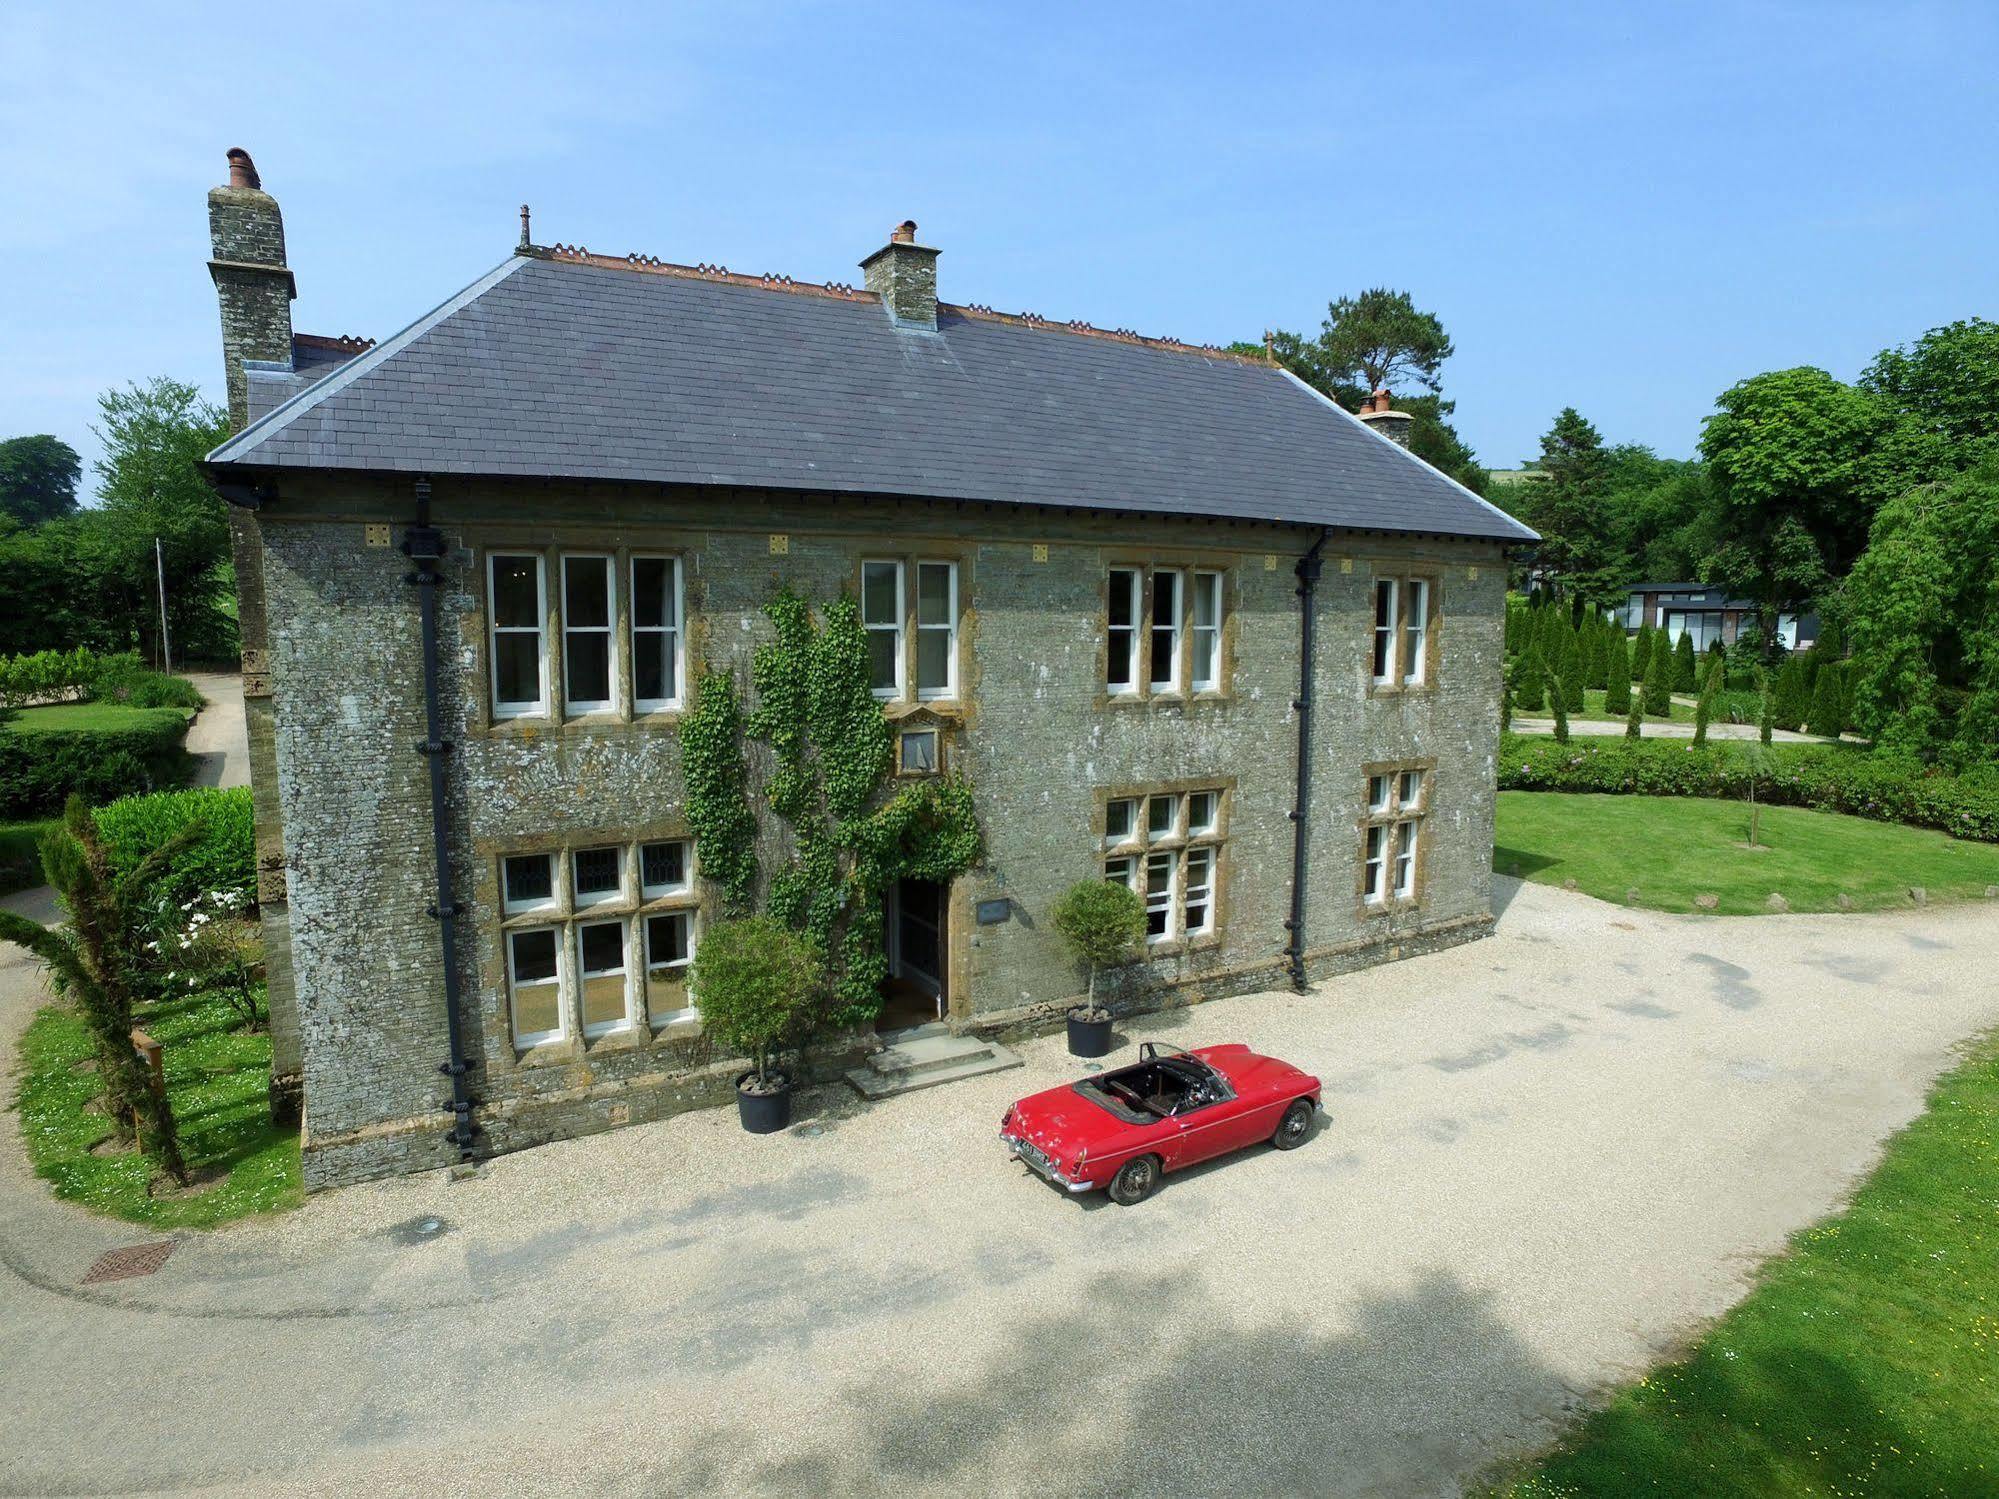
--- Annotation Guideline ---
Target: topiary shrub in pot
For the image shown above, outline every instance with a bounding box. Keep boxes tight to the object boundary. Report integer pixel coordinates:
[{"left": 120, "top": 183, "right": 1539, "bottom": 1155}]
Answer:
[
  {"left": 1050, "top": 878, "right": 1146, "bottom": 1058},
  {"left": 690, "top": 915, "right": 823, "bottom": 1134}
]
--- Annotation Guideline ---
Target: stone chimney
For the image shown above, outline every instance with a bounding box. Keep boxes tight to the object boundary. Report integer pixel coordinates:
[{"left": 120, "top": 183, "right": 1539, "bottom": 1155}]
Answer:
[
  {"left": 208, "top": 147, "right": 295, "bottom": 432},
  {"left": 1357, "top": 388, "right": 1414, "bottom": 449},
  {"left": 860, "top": 219, "right": 939, "bottom": 329}
]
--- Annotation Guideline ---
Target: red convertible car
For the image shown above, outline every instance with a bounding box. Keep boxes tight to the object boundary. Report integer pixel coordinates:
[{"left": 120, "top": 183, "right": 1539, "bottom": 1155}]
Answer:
[{"left": 999, "top": 1041, "right": 1322, "bottom": 1205}]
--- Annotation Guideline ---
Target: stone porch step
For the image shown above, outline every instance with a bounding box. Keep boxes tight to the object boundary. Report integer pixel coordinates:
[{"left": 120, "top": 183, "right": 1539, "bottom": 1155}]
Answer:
[{"left": 845, "top": 1031, "right": 1023, "bottom": 1100}]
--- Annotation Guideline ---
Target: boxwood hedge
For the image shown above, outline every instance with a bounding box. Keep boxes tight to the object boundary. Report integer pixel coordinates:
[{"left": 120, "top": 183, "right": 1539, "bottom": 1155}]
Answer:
[
  {"left": 1499, "top": 736, "right": 1999, "bottom": 844},
  {"left": 0, "top": 708, "right": 194, "bottom": 816}
]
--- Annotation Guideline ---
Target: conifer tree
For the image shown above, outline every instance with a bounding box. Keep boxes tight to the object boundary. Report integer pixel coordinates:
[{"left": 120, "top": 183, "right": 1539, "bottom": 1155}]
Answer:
[
  {"left": 1642, "top": 630, "right": 1672, "bottom": 715},
  {"left": 1773, "top": 658, "right": 1806, "bottom": 731},
  {"left": 1673, "top": 630, "right": 1698, "bottom": 692},
  {"left": 1586, "top": 615, "right": 1610, "bottom": 689},
  {"left": 1515, "top": 648, "right": 1546, "bottom": 713},
  {"left": 1551, "top": 675, "right": 1571, "bottom": 743},
  {"left": 1625, "top": 685, "right": 1643, "bottom": 739},
  {"left": 1807, "top": 661, "right": 1844, "bottom": 738},
  {"left": 1603, "top": 630, "right": 1632, "bottom": 714},
  {"left": 1694, "top": 654, "right": 1722, "bottom": 746},
  {"left": 1759, "top": 682, "right": 1775, "bottom": 745}
]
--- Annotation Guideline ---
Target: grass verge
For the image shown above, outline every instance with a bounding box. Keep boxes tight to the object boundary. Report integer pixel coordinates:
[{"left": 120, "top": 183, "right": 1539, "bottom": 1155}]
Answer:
[
  {"left": 3, "top": 702, "right": 193, "bottom": 734},
  {"left": 1495, "top": 791, "right": 1999, "bottom": 914},
  {"left": 1491, "top": 1030, "right": 1999, "bottom": 1497},
  {"left": 15, "top": 986, "right": 300, "bottom": 1228}
]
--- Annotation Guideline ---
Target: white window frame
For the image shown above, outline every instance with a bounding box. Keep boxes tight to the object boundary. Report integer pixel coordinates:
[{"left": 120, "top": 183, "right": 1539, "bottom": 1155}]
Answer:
[
  {"left": 1104, "top": 798, "right": 1138, "bottom": 846},
  {"left": 1372, "top": 578, "right": 1399, "bottom": 686},
  {"left": 1107, "top": 568, "right": 1141, "bottom": 695},
  {"left": 1190, "top": 570, "right": 1223, "bottom": 692},
  {"left": 639, "top": 839, "right": 691, "bottom": 900},
  {"left": 488, "top": 552, "right": 549, "bottom": 719},
  {"left": 560, "top": 553, "right": 618, "bottom": 715},
  {"left": 501, "top": 852, "right": 558, "bottom": 917},
  {"left": 1401, "top": 578, "right": 1430, "bottom": 686},
  {"left": 1183, "top": 846, "right": 1215, "bottom": 936},
  {"left": 571, "top": 845, "right": 625, "bottom": 910},
  {"left": 1104, "top": 854, "right": 1138, "bottom": 891},
  {"left": 630, "top": 554, "right": 683, "bottom": 713},
  {"left": 1362, "top": 825, "right": 1389, "bottom": 905},
  {"left": 507, "top": 926, "right": 566, "bottom": 1048},
  {"left": 575, "top": 918, "right": 633, "bottom": 1039},
  {"left": 644, "top": 909, "right": 697, "bottom": 1025},
  {"left": 862, "top": 560, "right": 905, "bottom": 701},
  {"left": 1367, "top": 774, "right": 1393, "bottom": 814},
  {"left": 1187, "top": 790, "right": 1217, "bottom": 837},
  {"left": 1398, "top": 770, "right": 1424, "bottom": 810},
  {"left": 914, "top": 560, "right": 958, "bottom": 701},
  {"left": 1147, "top": 793, "right": 1179, "bottom": 840},
  {"left": 1143, "top": 850, "right": 1177, "bottom": 945},
  {"left": 1148, "top": 569, "right": 1183, "bottom": 693},
  {"left": 1393, "top": 820, "right": 1419, "bottom": 898}
]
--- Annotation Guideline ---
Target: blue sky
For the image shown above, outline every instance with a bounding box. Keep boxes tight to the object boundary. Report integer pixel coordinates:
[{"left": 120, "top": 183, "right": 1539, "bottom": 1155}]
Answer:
[{"left": 4, "top": 1, "right": 1994, "bottom": 493}]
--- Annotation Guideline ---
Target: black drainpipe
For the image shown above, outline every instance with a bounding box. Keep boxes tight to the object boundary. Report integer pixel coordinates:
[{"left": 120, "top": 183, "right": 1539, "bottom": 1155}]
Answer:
[
  {"left": 1285, "top": 530, "right": 1331, "bottom": 993},
  {"left": 401, "top": 479, "right": 477, "bottom": 1159}
]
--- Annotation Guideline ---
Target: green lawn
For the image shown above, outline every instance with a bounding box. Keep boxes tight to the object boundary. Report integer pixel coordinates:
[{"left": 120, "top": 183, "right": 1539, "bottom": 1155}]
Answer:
[
  {"left": 1495, "top": 791, "right": 1999, "bottom": 914},
  {"left": 0, "top": 819, "right": 52, "bottom": 897},
  {"left": 15, "top": 985, "right": 300, "bottom": 1228},
  {"left": 1548, "top": 688, "right": 1692, "bottom": 723},
  {"left": 3, "top": 702, "right": 192, "bottom": 734},
  {"left": 1492, "top": 1030, "right": 1999, "bottom": 1497}
]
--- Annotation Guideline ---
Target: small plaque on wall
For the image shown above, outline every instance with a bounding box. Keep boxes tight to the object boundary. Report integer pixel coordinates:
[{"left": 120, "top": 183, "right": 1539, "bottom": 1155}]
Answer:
[{"left": 975, "top": 898, "right": 1012, "bottom": 926}]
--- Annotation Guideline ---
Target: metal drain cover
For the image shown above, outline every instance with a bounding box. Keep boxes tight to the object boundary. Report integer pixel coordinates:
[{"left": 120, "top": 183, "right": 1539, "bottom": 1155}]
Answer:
[{"left": 82, "top": 1241, "right": 173, "bottom": 1284}]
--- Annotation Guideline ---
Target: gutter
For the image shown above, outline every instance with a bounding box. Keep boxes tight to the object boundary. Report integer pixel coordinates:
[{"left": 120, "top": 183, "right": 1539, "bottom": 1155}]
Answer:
[
  {"left": 1285, "top": 529, "right": 1331, "bottom": 992},
  {"left": 401, "top": 478, "right": 478, "bottom": 1161}
]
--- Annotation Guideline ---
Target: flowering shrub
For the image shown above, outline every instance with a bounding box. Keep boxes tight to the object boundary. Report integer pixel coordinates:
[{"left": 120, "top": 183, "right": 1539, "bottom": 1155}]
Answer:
[
  {"left": 1499, "top": 736, "right": 1999, "bottom": 843},
  {"left": 144, "top": 887, "right": 264, "bottom": 1029}
]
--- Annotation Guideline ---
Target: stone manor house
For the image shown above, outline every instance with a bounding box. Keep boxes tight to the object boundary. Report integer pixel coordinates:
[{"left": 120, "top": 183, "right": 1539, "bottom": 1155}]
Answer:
[{"left": 203, "top": 149, "right": 1535, "bottom": 1188}]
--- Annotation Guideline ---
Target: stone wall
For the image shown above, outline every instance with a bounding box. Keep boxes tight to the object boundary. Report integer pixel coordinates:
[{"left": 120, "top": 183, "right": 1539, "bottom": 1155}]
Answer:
[{"left": 256, "top": 474, "right": 1506, "bottom": 1188}]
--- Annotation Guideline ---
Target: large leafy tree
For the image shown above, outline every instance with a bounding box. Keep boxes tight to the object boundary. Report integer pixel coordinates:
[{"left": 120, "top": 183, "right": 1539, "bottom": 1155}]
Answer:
[
  {"left": 1842, "top": 463, "right": 1999, "bottom": 766},
  {"left": 0, "top": 435, "right": 82, "bottom": 525},
  {"left": 1859, "top": 318, "right": 1999, "bottom": 496},
  {"left": 1697, "top": 367, "right": 1886, "bottom": 645},
  {"left": 91, "top": 378, "right": 234, "bottom": 664}
]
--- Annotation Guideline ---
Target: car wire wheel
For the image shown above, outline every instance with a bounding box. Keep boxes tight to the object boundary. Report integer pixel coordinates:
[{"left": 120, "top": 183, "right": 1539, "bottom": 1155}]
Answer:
[
  {"left": 1272, "top": 1099, "right": 1314, "bottom": 1150},
  {"left": 1109, "top": 1155, "right": 1158, "bottom": 1206}
]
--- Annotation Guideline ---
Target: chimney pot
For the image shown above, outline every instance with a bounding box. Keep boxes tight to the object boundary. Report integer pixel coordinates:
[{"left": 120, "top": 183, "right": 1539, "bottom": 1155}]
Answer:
[
  {"left": 861, "top": 220, "right": 939, "bottom": 329},
  {"left": 1357, "top": 389, "right": 1415, "bottom": 448},
  {"left": 891, "top": 219, "right": 917, "bottom": 244},
  {"left": 226, "top": 147, "right": 261, "bottom": 191}
]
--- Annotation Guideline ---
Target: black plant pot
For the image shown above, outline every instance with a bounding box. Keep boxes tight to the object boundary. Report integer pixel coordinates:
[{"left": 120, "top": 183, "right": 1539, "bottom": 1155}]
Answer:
[
  {"left": 1067, "top": 1008, "right": 1113, "bottom": 1058},
  {"left": 735, "top": 1071, "right": 793, "bottom": 1134}
]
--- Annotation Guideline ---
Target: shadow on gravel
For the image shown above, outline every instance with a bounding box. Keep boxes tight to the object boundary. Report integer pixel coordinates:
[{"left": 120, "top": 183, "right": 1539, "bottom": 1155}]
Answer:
[{"left": 710, "top": 1266, "right": 1569, "bottom": 1497}]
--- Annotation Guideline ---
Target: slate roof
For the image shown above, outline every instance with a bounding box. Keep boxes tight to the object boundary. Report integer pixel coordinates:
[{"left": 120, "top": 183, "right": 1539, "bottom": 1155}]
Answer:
[{"left": 210, "top": 251, "right": 1535, "bottom": 543}]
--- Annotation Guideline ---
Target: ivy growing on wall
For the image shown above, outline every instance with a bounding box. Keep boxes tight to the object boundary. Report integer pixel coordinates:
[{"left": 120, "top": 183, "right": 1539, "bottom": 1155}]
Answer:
[
  {"left": 680, "top": 668, "right": 759, "bottom": 913},
  {"left": 682, "top": 587, "right": 982, "bottom": 1027}
]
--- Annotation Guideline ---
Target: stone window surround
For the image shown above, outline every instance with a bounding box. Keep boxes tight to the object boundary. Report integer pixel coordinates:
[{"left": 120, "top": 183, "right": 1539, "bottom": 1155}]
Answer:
[
  {"left": 1095, "top": 775, "right": 1235, "bottom": 955},
  {"left": 1100, "top": 555, "right": 1236, "bottom": 707},
  {"left": 1366, "top": 564, "right": 1443, "bottom": 697},
  {"left": 1356, "top": 756, "right": 1437, "bottom": 916},
  {"left": 856, "top": 553, "right": 968, "bottom": 709},
  {"left": 488, "top": 826, "right": 705, "bottom": 1063},
  {"left": 473, "top": 541, "right": 690, "bottom": 732}
]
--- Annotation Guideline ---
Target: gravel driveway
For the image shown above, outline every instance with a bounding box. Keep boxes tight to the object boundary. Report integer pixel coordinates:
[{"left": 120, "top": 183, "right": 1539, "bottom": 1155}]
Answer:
[{"left": 4, "top": 880, "right": 1997, "bottom": 1497}]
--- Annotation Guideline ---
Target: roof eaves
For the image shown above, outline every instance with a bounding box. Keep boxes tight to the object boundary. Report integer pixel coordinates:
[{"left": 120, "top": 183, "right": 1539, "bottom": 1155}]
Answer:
[
  {"left": 1274, "top": 369, "right": 1540, "bottom": 543},
  {"left": 207, "top": 254, "right": 531, "bottom": 467}
]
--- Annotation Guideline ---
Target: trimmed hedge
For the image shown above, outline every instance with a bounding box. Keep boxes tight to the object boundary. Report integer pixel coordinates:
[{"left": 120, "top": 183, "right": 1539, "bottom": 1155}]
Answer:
[
  {"left": 0, "top": 648, "right": 203, "bottom": 710},
  {"left": 1499, "top": 736, "right": 1999, "bottom": 843},
  {"left": 0, "top": 708, "right": 194, "bottom": 817},
  {"left": 94, "top": 785, "right": 256, "bottom": 909}
]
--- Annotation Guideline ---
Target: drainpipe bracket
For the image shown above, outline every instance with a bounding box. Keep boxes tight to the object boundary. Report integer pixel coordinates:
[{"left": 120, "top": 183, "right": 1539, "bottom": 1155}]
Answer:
[
  {"left": 416, "top": 739, "right": 453, "bottom": 756},
  {"left": 426, "top": 901, "right": 463, "bottom": 920}
]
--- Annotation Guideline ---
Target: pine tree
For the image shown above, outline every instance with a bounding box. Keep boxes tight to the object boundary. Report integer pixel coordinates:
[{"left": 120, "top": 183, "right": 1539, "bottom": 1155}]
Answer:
[
  {"left": 1642, "top": 631, "right": 1672, "bottom": 715},
  {"left": 1603, "top": 630, "right": 1632, "bottom": 714},
  {"left": 1515, "top": 648, "right": 1546, "bottom": 712},
  {"left": 1807, "top": 662, "right": 1844, "bottom": 738},
  {"left": 1694, "top": 655, "right": 1722, "bottom": 746},
  {"left": 1673, "top": 630, "right": 1697, "bottom": 692}
]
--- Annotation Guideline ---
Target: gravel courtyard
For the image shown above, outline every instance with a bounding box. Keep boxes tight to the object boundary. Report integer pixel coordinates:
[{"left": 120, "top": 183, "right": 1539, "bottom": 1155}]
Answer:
[{"left": 4, "top": 879, "right": 1997, "bottom": 1497}]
